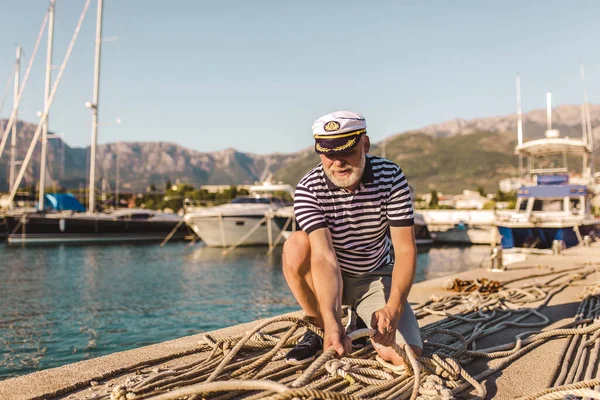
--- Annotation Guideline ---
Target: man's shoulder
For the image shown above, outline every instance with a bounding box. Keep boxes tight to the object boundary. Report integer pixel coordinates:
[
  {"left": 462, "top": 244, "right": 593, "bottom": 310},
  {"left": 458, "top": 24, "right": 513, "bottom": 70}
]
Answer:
[
  {"left": 297, "top": 164, "right": 324, "bottom": 188},
  {"left": 368, "top": 155, "right": 402, "bottom": 177}
]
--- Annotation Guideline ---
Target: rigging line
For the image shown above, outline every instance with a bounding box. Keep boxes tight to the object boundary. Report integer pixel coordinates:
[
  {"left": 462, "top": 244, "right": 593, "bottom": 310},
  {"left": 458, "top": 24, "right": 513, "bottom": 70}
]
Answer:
[
  {"left": 0, "top": 66, "right": 16, "bottom": 118},
  {"left": 0, "top": 8, "right": 49, "bottom": 162},
  {"left": 8, "top": 0, "right": 92, "bottom": 204}
]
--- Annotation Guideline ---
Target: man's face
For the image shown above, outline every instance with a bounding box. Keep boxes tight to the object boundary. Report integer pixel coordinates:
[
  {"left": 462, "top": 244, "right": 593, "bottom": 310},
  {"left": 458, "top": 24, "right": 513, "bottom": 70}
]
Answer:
[{"left": 320, "top": 135, "right": 370, "bottom": 190}]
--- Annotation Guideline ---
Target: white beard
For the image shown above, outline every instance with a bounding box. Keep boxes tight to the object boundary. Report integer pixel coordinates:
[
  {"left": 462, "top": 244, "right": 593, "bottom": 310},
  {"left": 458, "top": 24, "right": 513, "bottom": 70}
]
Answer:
[{"left": 324, "top": 155, "right": 366, "bottom": 189}]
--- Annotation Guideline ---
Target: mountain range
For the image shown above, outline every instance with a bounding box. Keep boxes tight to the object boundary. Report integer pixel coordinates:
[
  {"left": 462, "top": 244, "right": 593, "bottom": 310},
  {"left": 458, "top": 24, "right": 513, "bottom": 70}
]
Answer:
[{"left": 1, "top": 104, "right": 598, "bottom": 195}]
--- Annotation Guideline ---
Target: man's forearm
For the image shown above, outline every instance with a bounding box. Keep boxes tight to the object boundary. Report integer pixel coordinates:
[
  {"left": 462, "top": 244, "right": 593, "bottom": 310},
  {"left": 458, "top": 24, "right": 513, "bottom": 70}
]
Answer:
[
  {"left": 311, "top": 255, "right": 343, "bottom": 328},
  {"left": 388, "top": 247, "right": 416, "bottom": 310}
]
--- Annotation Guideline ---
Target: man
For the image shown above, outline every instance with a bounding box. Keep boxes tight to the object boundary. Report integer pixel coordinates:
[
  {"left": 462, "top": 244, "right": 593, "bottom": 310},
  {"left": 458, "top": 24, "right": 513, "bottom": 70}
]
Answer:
[{"left": 282, "top": 110, "right": 422, "bottom": 365}]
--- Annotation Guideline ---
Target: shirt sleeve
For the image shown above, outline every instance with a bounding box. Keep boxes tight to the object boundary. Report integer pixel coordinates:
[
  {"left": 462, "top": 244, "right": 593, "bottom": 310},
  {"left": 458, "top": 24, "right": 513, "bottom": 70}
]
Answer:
[
  {"left": 294, "top": 184, "right": 328, "bottom": 234},
  {"left": 387, "top": 167, "right": 414, "bottom": 227}
]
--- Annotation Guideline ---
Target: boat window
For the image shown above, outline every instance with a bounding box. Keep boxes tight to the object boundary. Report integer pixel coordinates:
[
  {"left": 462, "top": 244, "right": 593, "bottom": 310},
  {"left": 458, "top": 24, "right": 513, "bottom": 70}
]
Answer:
[
  {"left": 518, "top": 200, "right": 527, "bottom": 212},
  {"left": 122, "top": 213, "right": 153, "bottom": 219},
  {"left": 532, "top": 199, "right": 563, "bottom": 212},
  {"left": 134, "top": 213, "right": 153, "bottom": 219},
  {"left": 570, "top": 198, "right": 581, "bottom": 214},
  {"left": 230, "top": 197, "right": 271, "bottom": 204}
]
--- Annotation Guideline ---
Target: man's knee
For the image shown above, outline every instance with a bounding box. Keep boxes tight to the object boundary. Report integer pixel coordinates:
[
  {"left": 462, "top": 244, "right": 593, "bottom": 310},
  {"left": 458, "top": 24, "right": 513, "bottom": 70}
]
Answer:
[{"left": 282, "top": 231, "right": 311, "bottom": 275}]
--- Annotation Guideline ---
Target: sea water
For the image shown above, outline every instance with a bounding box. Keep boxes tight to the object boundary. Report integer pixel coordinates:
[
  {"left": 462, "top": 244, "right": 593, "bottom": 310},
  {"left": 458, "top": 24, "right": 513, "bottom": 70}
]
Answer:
[{"left": 0, "top": 242, "right": 490, "bottom": 379}]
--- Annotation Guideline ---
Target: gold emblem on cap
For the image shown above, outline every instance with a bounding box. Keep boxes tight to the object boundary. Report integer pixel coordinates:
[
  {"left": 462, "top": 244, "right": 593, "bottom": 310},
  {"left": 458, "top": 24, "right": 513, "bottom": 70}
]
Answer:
[{"left": 323, "top": 121, "right": 341, "bottom": 132}]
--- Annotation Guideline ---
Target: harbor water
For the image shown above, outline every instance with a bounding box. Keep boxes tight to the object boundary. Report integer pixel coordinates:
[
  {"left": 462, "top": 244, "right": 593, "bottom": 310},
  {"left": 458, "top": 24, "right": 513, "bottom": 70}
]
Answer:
[{"left": 0, "top": 242, "right": 490, "bottom": 380}]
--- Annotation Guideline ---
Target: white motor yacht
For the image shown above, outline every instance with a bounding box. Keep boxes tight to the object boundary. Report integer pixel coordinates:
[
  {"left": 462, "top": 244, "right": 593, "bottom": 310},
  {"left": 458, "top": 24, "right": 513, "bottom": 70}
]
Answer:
[{"left": 184, "top": 182, "right": 295, "bottom": 248}]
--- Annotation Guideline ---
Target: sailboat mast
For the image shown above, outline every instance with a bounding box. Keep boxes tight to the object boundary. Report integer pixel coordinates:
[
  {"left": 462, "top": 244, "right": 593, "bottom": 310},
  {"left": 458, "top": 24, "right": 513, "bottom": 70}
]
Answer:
[
  {"left": 115, "top": 149, "right": 119, "bottom": 209},
  {"left": 516, "top": 74, "right": 524, "bottom": 177},
  {"left": 38, "top": 0, "right": 55, "bottom": 210},
  {"left": 9, "top": 45, "right": 22, "bottom": 193},
  {"left": 88, "top": 0, "right": 103, "bottom": 213}
]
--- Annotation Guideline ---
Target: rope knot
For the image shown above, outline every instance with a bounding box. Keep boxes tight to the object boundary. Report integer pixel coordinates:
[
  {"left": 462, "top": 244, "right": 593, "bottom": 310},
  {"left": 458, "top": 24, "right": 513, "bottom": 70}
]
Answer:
[
  {"left": 325, "top": 359, "right": 352, "bottom": 375},
  {"left": 325, "top": 359, "right": 357, "bottom": 384},
  {"left": 417, "top": 374, "right": 454, "bottom": 400}
]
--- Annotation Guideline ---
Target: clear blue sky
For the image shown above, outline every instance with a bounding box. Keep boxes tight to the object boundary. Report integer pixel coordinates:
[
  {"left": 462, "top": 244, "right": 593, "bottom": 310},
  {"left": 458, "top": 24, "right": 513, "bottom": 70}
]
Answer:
[{"left": 1, "top": 0, "right": 599, "bottom": 154}]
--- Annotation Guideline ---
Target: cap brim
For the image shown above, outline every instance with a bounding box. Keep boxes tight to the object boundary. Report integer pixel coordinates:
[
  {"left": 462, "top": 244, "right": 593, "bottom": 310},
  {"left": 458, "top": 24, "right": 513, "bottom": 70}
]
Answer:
[{"left": 315, "top": 135, "right": 362, "bottom": 155}]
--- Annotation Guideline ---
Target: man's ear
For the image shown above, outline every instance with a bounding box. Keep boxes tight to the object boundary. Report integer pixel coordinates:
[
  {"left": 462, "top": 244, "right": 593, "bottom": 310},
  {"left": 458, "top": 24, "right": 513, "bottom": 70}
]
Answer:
[{"left": 363, "top": 135, "right": 371, "bottom": 153}]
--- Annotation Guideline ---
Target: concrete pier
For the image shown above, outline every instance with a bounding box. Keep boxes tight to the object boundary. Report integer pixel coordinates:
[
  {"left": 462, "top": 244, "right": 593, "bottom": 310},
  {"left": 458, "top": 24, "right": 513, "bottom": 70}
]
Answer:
[{"left": 1, "top": 242, "right": 599, "bottom": 399}]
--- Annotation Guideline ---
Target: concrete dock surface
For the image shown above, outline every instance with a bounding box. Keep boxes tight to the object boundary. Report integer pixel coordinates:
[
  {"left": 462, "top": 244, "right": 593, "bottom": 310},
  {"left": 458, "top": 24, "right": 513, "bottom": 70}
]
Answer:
[{"left": 1, "top": 242, "right": 599, "bottom": 399}]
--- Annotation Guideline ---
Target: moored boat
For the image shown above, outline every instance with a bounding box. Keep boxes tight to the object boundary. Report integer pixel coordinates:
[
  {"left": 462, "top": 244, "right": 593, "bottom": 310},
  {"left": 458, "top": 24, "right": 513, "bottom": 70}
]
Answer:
[
  {"left": 4, "top": 199, "right": 189, "bottom": 245},
  {"left": 495, "top": 86, "right": 600, "bottom": 250},
  {"left": 183, "top": 181, "right": 295, "bottom": 248}
]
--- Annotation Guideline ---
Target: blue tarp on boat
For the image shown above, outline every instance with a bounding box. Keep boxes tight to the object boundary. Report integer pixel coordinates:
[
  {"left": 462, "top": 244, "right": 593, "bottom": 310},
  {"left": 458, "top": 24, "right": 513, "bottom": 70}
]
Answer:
[{"left": 43, "top": 193, "right": 86, "bottom": 212}]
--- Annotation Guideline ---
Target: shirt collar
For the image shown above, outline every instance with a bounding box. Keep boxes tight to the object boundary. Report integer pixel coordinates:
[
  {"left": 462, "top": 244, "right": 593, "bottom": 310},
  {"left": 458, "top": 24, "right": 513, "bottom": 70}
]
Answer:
[{"left": 322, "top": 156, "right": 374, "bottom": 190}]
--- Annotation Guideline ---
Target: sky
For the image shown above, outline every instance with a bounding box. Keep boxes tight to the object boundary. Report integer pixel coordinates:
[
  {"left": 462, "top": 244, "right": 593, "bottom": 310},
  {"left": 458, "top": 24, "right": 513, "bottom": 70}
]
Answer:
[{"left": 0, "top": 0, "right": 599, "bottom": 155}]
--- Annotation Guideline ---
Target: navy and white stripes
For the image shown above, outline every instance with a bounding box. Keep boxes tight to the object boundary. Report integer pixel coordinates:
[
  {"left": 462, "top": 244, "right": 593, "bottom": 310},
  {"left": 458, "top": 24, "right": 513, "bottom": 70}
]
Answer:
[{"left": 294, "top": 155, "right": 414, "bottom": 275}]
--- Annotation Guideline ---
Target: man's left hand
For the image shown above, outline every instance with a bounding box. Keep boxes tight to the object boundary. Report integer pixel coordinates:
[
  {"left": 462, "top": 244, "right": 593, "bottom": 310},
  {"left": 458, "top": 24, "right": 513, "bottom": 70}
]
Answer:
[{"left": 370, "top": 304, "right": 403, "bottom": 347}]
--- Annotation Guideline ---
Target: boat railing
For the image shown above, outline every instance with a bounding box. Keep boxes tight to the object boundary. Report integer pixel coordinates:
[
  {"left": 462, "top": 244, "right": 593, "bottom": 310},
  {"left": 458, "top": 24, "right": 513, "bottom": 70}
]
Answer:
[
  {"left": 530, "top": 167, "right": 568, "bottom": 174},
  {"left": 495, "top": 209, "right": 586, "bottom": 225}
]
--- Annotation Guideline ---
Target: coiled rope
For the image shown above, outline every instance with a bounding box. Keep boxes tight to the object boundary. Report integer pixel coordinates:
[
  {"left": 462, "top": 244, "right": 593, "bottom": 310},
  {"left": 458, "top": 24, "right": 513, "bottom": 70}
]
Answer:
[{"left": 91, "top": 264, "right": 600, "bottom": 400}]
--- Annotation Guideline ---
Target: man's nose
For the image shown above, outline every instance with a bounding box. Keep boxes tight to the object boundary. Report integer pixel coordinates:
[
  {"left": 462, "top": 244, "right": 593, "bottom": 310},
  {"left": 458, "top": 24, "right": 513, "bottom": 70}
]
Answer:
[{"left": 328, "top": 155, "right": 347, "bottom": 165}]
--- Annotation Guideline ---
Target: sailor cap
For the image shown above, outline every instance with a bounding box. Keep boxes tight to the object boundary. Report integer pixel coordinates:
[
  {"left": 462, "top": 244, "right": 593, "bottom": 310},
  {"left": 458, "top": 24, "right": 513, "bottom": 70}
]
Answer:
[{"left": 311, "top": 111, "right": 367, "bottom": 155}]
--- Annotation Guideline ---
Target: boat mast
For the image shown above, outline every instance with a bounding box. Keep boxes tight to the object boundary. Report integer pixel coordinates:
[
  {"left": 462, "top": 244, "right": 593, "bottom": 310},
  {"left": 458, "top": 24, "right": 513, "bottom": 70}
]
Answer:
[
  {"left": 38, "top": 0, "right": 55, "bottom": 210},
  {"left": 115, "top": 148, "right": 119, "bottom": 208},
  {"left": 0, "top": 11, "right": 49, "bottom": 171},
  {"left": 88, "top": 0, "right": 103, "bottom": 213},
  {"left": 516, "top": 74, "right": 524, "bottom": 177},
  {"left": 9, "top": 45, "right": 22, "bottom": 193},
  {"left": 7, "top": 0, "right": 91, "bottom": 207}
]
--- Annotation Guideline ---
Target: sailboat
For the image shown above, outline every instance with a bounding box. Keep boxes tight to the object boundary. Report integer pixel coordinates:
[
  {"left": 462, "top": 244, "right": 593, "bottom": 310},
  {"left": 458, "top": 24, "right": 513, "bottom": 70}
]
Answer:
[{"left": 3, "top": 0, "right": 190, "bottom": 245}]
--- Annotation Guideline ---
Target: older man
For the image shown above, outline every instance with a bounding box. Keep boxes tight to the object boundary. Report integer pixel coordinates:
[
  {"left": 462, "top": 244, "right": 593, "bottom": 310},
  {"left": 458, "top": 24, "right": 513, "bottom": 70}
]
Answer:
[{"left": 283, "top": 111, "right": 422, "bottom": 365}]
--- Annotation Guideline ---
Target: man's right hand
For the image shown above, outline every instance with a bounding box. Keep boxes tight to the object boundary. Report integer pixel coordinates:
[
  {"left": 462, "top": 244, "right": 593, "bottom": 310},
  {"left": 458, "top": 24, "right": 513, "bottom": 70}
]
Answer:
[{"left": 323, "top": 324, "right": 352, "bottom": 357}]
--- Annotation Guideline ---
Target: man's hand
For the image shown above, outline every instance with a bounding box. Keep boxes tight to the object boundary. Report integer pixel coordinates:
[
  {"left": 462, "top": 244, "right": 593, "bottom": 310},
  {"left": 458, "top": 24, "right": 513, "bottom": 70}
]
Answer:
[
  {"left": 371, "top": 304, "right": 403, "bottom": 347},
  {"left": 323, "top": 323, "right": 352, "bottom": 357}
]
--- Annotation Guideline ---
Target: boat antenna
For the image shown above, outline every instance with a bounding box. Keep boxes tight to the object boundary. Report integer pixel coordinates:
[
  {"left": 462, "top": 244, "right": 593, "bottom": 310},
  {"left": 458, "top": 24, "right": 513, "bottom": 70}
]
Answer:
[
  {"left": 580, "top": 65, "right": 595, "bottom": 178},
  {"left": 546, "top": 91, "right": 552, "bottom": 131},
  {"left": 516, "top": 74, "right": 524, "bottom": 177}
]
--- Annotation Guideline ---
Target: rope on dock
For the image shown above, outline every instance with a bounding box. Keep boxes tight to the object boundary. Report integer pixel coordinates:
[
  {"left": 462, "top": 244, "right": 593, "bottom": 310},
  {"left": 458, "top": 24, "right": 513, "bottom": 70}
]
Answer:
[{"left": 95, "top": 265, "right": 600, "bottom": 400}]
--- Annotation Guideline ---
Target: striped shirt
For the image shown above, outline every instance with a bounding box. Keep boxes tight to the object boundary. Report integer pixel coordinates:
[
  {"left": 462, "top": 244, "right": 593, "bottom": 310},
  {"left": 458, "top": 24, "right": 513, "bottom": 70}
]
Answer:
[{"left": 294, "top": 155, "right": 414, "bottom": 275}]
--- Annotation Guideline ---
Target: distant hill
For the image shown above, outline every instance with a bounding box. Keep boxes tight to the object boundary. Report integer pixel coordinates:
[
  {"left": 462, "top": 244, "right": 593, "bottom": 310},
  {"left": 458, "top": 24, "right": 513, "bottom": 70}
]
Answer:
[
  {"left": 1, "top": 104, "right": 598, "bottom": 194},
  {"left": 273, "top": 131, "right": 519, "bottom": 194},
  {"left": 0, "top": 120, "right": 298, "bottom": 193},
  {"left": 402, "top": 104, "right": 600, "bottom": 140},
  {"left": 273, "top": 104, "right": 600, "bottom": 193}
]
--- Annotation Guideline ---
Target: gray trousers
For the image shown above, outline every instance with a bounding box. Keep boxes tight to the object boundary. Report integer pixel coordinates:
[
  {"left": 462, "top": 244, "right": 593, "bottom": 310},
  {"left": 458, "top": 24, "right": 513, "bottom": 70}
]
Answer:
[{"left": 341, "top": 264, "right": 422, "bottom": 349}]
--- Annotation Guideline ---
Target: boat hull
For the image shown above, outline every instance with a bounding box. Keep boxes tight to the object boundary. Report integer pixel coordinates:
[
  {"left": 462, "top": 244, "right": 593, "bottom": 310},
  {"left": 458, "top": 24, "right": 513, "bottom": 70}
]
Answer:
[
  {"left": 4, "top": 213, "right": 189, "bottom": 245},
  {"left": 433, "top": 226, "right": 495, "bottom": 245},
  {"left": 497, "top": 223, "right": 600, "bottom": 249},
  {"left": 414, "top": 216, "right": 434, "bottom": 247},
  {"left": 185, "top": 215, "right": 291, "bottom": 247}
]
